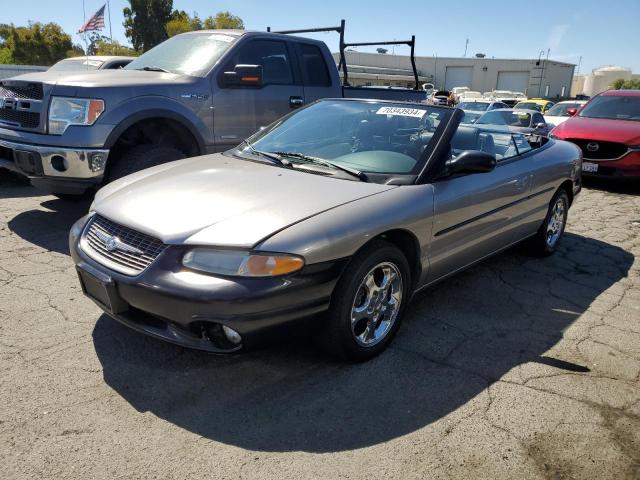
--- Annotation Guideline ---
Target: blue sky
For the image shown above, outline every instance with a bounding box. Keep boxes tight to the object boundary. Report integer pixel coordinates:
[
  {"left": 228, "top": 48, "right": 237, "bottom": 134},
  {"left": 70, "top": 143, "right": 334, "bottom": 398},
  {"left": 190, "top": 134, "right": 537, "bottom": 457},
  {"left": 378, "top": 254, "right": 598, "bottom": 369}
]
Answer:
[{"left": 5, "top": 0, "right": 639, "bottom": 73}]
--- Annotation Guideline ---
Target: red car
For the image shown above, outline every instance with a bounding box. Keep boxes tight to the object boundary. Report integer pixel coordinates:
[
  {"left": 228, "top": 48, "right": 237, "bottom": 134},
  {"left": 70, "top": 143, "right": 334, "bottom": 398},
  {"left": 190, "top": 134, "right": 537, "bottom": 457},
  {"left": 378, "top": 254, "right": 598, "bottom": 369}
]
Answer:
[{"left": 550, "top": 90, "right": 640, "bottom": 178}]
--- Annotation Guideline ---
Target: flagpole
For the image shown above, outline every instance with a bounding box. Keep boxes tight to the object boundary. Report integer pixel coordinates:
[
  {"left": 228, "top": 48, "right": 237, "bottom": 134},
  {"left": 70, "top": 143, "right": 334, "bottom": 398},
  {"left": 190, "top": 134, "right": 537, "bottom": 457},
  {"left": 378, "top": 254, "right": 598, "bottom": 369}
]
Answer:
[
  {"left": 107, "top": 0, "right": 115, "bottom": 54},
  {"left": 82, "top": 0, "right": 88, "bottom": 62}
]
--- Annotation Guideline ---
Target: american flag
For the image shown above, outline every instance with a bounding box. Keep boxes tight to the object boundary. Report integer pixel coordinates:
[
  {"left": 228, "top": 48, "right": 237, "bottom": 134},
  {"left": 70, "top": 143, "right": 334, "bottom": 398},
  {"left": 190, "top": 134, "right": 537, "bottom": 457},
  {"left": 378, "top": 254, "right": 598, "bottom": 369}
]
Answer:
[{"left": 78, "top": 4, "right": 106, "bottom": 33}]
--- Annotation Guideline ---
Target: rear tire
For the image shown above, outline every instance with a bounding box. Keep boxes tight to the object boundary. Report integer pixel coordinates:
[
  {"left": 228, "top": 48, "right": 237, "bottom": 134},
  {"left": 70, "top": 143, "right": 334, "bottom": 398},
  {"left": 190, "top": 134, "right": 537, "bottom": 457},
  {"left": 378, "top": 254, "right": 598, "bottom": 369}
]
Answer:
[
  {"left": 526, "top": 189, "right": 569, "bottom": 256},
  {"left": 321, "top": 240, "right": 411, "bottom": 362},
  {"left": 107, "top": 145, "right": 186, "bottom": 183}
]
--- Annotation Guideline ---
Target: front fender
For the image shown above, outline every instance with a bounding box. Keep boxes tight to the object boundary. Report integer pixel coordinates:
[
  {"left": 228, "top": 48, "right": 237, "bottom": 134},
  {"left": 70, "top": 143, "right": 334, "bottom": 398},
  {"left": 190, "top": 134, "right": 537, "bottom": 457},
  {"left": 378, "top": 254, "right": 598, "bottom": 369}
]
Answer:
[
  {"left": 257, "top": 184, "right": 435, "bottom": 273},
  {"left": 100, "top": 96, "right": 209, "bottom": 153}
]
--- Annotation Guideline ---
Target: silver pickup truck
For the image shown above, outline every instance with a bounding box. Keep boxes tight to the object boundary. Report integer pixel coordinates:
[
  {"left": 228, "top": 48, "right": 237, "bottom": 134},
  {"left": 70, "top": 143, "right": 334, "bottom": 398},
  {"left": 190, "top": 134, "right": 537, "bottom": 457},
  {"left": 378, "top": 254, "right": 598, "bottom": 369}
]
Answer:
[{"left": 0, "top": 22, "right": 425, "bottom": 197}]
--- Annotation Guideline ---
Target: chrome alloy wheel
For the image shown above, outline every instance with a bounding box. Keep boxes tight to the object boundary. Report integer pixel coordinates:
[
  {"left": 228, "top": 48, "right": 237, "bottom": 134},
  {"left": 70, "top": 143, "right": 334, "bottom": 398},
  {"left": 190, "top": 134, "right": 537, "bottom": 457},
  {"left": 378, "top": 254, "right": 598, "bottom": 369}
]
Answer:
[
  {"left": 546, "top": 197, "right": 567, "bottom": 248},
  {"left": 351, "top": 262, "right": 403, "bottom": 347}
]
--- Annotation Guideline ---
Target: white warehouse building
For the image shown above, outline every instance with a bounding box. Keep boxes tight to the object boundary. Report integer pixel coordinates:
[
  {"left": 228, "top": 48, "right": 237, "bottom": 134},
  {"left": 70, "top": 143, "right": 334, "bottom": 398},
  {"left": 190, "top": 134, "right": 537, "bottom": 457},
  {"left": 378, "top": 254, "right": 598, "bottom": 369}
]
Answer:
[{"left": 332, "top": 51, "right": 576, "bottom": 98}]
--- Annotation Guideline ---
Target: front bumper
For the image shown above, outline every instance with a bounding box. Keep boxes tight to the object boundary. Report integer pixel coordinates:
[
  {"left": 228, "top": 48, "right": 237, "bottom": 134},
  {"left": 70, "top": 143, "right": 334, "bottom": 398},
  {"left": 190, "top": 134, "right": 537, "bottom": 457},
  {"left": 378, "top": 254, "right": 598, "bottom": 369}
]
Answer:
[
  {"left": 582, "top": 150, "right": 640, "bottom": 179},
  {"left": 69, "top": 215, "right": 347, "bottom": 353},
  {"left": 0, "top": 137, "right": 108, "bottom": 192}
]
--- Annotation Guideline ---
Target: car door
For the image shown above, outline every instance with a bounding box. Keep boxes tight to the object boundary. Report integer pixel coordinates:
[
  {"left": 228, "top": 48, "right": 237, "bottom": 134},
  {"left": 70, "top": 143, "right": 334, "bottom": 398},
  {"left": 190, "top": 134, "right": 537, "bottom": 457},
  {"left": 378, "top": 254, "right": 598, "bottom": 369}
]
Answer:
[
  {"left": 295, "top": 42, "right": 335, "bottom": 104},
  {"left": 211, "top": 38, "right": 304, "bottom": 151},
  {"left": 426, "top": 128, "right": 534, "bottom": 282}
]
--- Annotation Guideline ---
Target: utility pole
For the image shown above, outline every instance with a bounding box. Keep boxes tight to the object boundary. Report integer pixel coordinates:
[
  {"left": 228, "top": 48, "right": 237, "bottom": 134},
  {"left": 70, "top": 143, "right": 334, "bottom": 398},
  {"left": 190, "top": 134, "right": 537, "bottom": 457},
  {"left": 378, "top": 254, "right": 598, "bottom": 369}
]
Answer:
[
  {"left": 576, "top": 55, "right": 582, "bottom": 75},
  {"left": 463, "top": 38, "right": 469, "bottom": 57}
]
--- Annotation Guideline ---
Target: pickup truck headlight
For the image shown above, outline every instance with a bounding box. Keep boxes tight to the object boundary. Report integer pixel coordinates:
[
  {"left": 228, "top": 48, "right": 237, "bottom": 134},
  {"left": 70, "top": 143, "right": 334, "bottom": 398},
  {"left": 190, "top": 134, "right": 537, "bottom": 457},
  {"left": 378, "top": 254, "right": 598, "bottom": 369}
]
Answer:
[
  {"left": 48, "top": 97, "right": 104, "bottom": 135},
  {"left": 182, "top": 249, "right": 305, "bottom": 277}
]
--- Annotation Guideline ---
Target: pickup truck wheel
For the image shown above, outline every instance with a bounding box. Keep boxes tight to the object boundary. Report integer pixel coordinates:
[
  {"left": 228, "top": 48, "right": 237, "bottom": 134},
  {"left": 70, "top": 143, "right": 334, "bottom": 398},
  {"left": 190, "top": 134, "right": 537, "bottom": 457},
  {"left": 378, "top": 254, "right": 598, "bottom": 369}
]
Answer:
[
  {"left": 108, "top": 145, "right": 186, "bottom": 182},
  {"left": 526, "top": 189, "right": 569, "bottom": 256},
  {"left": 321, "top": 240, "right": 411, "bottom": 361}
]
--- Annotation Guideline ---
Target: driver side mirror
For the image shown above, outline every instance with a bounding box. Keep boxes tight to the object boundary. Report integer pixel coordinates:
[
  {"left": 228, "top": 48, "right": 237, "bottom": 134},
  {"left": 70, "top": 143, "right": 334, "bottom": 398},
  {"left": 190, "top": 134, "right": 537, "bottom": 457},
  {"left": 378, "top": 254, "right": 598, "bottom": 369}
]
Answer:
[
  {"left": 443, "top": 150, "right": 496, "bottom": 177},
  {"left": 222, "top": 64, "right": 263, "bottom": 87},
  {"left": 534, "top": 122, "right": 547, "bottom": 129},
  {"left": 566, "top": 107, "right": 578, "bottom": 116}
]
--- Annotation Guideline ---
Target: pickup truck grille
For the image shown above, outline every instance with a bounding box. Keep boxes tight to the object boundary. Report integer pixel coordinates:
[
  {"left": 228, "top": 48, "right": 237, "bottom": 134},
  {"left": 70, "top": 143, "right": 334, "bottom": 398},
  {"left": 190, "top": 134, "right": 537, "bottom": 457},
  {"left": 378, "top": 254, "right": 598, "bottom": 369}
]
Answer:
[
  {"left": 565, "top": 138, "right": 629, "bottom": 161},
  {"left": 0, "top": 82, "right": 44, "bottom": 100},
  {"left": 83, "top": 215, "right": 167, "bottom": 275},
  {"left": 0, "top": 109, "right": 40, "bottom": 129}
]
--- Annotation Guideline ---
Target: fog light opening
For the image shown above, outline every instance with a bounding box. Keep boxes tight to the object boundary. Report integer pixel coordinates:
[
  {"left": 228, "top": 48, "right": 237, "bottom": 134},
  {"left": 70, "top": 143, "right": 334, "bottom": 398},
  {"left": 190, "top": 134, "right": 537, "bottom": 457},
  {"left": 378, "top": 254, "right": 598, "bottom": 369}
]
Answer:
[
  {"left": 50, "top": 155, "right": 67, "bottom": 172},
  {"left": 198, "top": 322, "right": 242, "bottom": 350},
  {"left": 89, "top": 152, "right": 107, "bottom": 173},
  {"left": 222, "top": 325, "right": 242, "bottom": 345}
]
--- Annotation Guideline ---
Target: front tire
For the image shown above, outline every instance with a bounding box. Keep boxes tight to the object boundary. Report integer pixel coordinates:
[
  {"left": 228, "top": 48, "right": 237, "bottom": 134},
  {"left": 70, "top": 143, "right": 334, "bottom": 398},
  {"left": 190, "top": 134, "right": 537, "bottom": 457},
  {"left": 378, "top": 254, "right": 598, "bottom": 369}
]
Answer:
[
  {"left": 107, "top": 145, "right": 186, "bottom": 183},
  {"left": 526, "top": 189, "right": 569, "bottom": 256},
  {"left": 322, "top": 240, "right": 411, "bottom": 361}
]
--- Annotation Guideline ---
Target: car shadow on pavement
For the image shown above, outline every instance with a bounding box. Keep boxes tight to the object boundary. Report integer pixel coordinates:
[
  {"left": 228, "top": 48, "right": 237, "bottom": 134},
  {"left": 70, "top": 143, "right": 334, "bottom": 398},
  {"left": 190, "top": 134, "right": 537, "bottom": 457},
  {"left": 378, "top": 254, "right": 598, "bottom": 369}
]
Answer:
[
  {"left": 92, "top": 232, "right": 632, "bottom": 453},
  {"left": 7, "top": 198, "right": 92, "bottom": 255}
]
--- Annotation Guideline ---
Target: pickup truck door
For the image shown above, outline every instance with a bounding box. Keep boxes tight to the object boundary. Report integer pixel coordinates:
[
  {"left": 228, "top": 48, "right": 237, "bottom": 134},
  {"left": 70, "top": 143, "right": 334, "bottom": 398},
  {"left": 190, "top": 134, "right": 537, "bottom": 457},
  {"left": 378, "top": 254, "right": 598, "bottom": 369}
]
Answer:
[
  {"left": 294, "top": 42, "right": 336, "bottom": 103},
  {"left": 426, "top": 131, "right": 534, "bottom": 283},
  {"left": 211, "top": 38, "right": 304, "bottom": 151}
]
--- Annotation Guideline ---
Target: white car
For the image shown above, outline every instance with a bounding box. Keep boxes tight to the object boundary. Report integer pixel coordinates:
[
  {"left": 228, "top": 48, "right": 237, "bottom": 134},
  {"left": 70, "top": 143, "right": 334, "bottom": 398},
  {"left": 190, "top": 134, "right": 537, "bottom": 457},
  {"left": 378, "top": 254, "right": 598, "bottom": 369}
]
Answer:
[
  {"left": 544, "top": 100, "right": 588, "bottom": 127},
  {"left": 457, "top": 100, "right": 511, "bottom": 123}
]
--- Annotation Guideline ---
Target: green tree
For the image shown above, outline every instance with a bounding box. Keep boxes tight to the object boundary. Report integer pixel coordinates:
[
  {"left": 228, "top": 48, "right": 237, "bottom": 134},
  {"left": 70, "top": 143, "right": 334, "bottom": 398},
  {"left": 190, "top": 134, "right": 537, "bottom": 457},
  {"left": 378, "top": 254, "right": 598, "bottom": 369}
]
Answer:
[
  {"left": 203, "top": 11, "right": 244, "bottom": 30},
  {"left": 610, "top": 78, "right": 640, "bottom": 90},
  {"left": 0, "top": 22, "right": 78, "bottom": 65},
  {"left": 166, "top": 10, "right": 203, "bottom": 37},
  {"left": 94, "top": 38, "right": 138, "bottom": 56},
  {"left": 0, "top": 47, "right": 12, "bottom": 64},
  {"left": 123, "top": 0, "right": 173, "bottom": 52}
]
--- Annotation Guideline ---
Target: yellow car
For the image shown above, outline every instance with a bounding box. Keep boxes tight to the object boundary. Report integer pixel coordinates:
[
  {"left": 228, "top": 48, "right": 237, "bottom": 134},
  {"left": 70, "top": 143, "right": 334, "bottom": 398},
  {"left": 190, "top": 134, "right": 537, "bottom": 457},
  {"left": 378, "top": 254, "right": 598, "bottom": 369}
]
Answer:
[{"left": 514, "top": 98, "right": 555, "bottom": 113}]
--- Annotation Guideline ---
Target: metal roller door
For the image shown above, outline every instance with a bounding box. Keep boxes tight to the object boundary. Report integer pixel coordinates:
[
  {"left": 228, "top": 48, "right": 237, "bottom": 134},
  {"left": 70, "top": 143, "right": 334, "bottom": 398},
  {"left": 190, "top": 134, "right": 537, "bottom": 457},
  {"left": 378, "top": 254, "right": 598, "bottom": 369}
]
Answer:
[
  {"left": 496, "top": 71, "right": 530, "bottom": 93},
  {"left": 444, "top": 66, "right": 473, "bottom": 90}
]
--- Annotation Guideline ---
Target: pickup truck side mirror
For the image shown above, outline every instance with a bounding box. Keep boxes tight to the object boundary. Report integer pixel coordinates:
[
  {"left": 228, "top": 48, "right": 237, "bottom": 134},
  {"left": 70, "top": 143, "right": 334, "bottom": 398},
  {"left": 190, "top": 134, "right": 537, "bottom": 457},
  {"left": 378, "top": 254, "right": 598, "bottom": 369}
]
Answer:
[
  {"left": 222, "top": 64, "right": 263, "bottom": 87},
  {"left": 443, "top": 150, "right": 496, "bottom": 177},
  {"left": 566, "top": 107, "right": 578, "bottom": 116}
]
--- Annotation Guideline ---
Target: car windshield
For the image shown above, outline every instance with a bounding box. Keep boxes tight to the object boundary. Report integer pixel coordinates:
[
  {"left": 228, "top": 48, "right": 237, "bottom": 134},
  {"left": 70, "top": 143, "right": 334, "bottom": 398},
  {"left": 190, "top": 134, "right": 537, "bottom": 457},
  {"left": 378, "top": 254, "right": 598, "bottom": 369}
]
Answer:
[
  {"left": 514, "top": 102, "right": 542, "bottom": 112},
  {"left": 578, "top": 95, "right": 640, "bottom": 121},
  {"left": 125, "top": 32, "right": 237, "bottom": 76},
  {"left": 546, "top": 103, "right": 581, "bottom": 116},
  {"left": 239, "top": 100, "right": 452, "bottom": 178},
  {"left": 49, "top": 59, "right": 104, "bottom": 71},
  {"left": 458, "top": 102, "right": 490, "bottom": 111},
  {"left": 476, "top": 111, "right": 532, "bottom": 127}
]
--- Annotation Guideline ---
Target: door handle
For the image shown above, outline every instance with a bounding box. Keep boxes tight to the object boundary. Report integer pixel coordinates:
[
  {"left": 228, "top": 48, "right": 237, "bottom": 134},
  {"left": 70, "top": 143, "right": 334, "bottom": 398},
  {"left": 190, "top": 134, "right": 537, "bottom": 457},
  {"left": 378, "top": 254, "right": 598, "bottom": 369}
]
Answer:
[
  {"left": 515, "top": 176, "right": 530, "bottom": 190},
  {"left": 289, "top": 96, "right": 304, "bottom": 108}
]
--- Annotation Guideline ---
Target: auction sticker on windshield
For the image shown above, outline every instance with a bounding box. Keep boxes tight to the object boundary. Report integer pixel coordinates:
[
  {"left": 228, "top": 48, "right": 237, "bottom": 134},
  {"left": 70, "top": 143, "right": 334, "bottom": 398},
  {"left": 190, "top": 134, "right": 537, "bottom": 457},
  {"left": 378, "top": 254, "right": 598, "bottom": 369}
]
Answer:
[{"left": 376, "top": 107, "right": 426, "bottom": 118}]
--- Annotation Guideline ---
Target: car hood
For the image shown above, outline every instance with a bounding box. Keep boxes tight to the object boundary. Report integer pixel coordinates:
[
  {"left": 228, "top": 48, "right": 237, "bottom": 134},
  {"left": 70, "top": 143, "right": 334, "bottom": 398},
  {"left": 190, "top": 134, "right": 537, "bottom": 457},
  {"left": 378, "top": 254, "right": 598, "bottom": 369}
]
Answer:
[
  {"left": 11, "top": 69, "right": 188, "bottom": 89},
  {"left": 92, "top": 153, "right": 395, "bottom": 247},
  {"left": 552, "top": 117, "right": 640, "bottom": 144}
]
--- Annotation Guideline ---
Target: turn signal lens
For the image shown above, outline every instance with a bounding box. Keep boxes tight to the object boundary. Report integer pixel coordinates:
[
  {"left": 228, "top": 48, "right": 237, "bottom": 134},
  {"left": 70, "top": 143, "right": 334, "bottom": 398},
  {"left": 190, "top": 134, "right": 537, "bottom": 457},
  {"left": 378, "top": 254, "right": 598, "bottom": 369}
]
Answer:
[
  {"left": 182, "top": 249, "right": 305, "bottom": 277},
  {"left": 241, "top": 255, "right": 305, "bottom": 276}
]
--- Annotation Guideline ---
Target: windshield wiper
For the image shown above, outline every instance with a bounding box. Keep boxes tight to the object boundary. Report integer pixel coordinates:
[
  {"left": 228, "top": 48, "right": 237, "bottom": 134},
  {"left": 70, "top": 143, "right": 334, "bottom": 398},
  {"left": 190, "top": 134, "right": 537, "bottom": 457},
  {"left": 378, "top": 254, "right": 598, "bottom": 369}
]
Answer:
[
  {"left": 137, "top": 66, "right": 171, "bottom": 73},
  {"left": 241, "top": 140, "right": 291, "bottom": 167},
  {"left": 271, "top": 151, "right": 366, "bottom": 181}
]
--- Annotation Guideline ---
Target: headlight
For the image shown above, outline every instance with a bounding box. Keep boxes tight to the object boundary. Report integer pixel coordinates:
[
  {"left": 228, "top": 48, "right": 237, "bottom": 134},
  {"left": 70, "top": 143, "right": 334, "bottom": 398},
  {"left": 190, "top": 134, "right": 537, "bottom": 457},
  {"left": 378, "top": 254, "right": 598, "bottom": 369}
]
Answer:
[
  {"left": 48, "top": 97, "right": 104, "bottom": 135},
  {"left": 182, "top": 249, "right": 305, "bottom": 277}
]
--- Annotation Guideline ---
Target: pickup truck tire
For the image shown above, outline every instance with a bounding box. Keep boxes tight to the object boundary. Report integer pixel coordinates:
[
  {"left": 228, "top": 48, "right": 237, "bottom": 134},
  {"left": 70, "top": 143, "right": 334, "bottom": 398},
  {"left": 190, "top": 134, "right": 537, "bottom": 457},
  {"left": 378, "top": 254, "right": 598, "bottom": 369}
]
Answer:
[
  {"left": 108, "top": 145, "right": 186, "bottom": 182},
  {"left": 320, "top": 240, "right": 411, "bottom": 362},
  {"left": 526, "top": 189, "right": 569, "bottom": 256}
]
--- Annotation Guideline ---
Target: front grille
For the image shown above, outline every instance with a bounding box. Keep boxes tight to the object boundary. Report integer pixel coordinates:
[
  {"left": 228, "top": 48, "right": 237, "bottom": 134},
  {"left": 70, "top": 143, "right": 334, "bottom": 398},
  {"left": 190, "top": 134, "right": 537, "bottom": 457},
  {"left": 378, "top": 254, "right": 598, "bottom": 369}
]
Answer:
[
  {"left": 0, "top": 109, "right": 39, "bottom": 128},
  {"left": 566, "top": 138, "right": 629, "bottom": 160},
  {"left": 83, "top": 215, "right": 167, "bottom": 275},
  {"left": 0, "top": 82, "right": 44, "bottom": 100}
]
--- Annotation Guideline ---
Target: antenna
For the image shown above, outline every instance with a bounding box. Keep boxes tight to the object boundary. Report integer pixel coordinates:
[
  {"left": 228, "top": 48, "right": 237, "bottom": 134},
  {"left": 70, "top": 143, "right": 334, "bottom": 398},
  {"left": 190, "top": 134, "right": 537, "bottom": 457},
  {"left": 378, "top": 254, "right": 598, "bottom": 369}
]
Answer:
[{"left": 463, "top": 38, "right": 469, "bottom": 57}]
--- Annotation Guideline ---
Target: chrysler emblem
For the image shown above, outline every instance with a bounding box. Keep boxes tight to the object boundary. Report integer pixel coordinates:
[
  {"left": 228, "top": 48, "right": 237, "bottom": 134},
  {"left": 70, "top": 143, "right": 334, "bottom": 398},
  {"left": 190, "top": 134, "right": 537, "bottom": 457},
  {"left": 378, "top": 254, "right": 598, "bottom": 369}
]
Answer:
[
  {"left": 586, "top": 142, "right": 599, "bottom": 152},
  {"left": 105, "top": 237, "right": 118, "bottom": 251},
  {"left": 94, "top": 229, "right": 144, "bottom": 255}
]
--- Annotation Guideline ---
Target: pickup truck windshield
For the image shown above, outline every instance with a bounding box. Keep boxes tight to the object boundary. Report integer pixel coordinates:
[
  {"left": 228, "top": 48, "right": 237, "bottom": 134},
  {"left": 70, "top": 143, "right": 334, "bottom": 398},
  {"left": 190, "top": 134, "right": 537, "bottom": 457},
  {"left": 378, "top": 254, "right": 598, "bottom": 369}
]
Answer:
[
  {"left": 242, "top": 100, "right": 451, "bottom": 176},
  {"left": 125, "top": 32, "right": 237, "bottom": 76}
]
